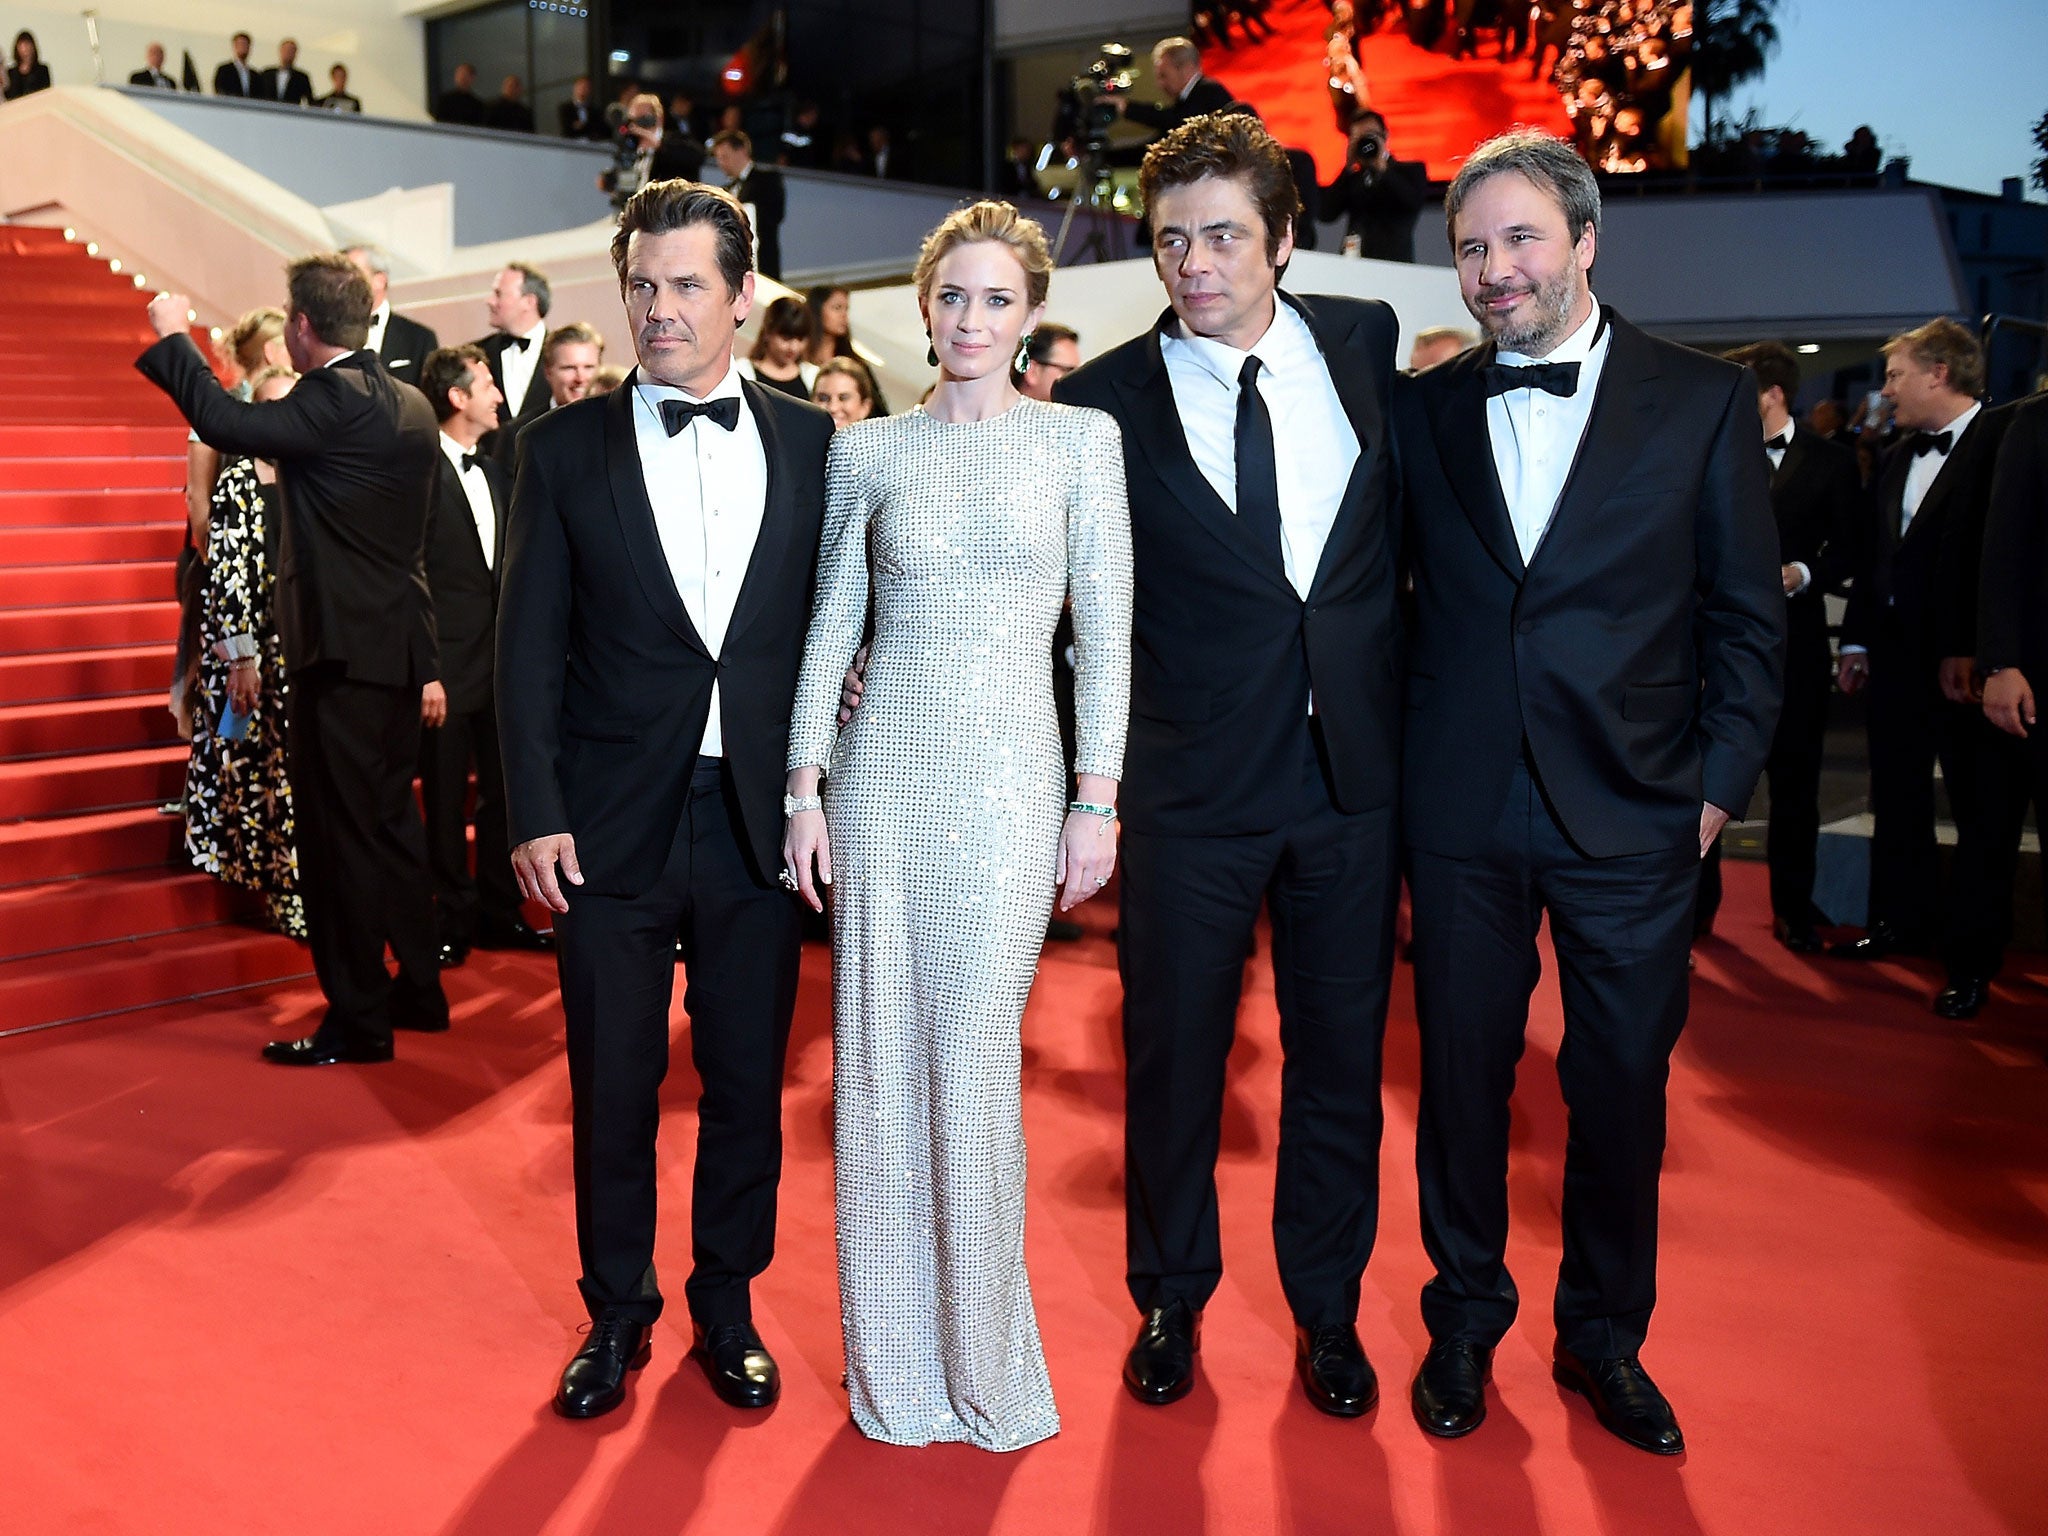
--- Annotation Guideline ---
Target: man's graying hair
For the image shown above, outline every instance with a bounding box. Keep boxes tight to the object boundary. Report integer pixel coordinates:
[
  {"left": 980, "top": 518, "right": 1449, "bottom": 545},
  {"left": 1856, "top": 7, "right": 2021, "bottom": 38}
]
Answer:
[{"left": 1444, "top": 129, "right": 1602, "bottom": 248}]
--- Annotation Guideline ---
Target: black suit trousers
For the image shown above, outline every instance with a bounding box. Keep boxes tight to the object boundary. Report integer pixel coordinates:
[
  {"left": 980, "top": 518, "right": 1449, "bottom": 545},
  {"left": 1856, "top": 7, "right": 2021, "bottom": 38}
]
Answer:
[
  {"left": 1409, "top": 757, "right": 1697, "bottom": 1360},
  {"left": 554, "top": 758, "right": 802, "bottom": 1327},
  {"left": 1118, "top": 725, "right": 1397, "bottom": 1327},
  {"left": 287, "top": 664, "right": 446, "bottom": 1045},
  {"left": 1865, "top": 616, "right": 1975, "bottom": 937},
  {"left": 1943, "top": 715, "right": 2040, "bottom": 979},
  {"left": 418, "top": 700, "right": 521, "bottom": 942},
  {"left": 1765, "top": 620, "right": 1833, "bottom": 923}
]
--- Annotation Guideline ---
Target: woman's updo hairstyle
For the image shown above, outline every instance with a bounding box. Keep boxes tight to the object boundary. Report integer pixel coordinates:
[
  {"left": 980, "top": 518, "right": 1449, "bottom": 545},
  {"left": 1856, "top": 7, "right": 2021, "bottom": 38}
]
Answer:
[{"left": 911, "top": 200, "right": 1053, "bottom": 309}]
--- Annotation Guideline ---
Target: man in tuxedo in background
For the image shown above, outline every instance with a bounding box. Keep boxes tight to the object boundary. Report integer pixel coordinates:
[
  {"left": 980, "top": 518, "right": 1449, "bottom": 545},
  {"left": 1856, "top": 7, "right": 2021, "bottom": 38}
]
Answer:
[
  {"left": 1119, "top": 36, "right": 1238, "bottom": 139},
  {"left": 498, "top": 180, "right": 832, "bottom": 1420},
  {"left": 137, "top": 254, "right": 447, "bottom": 1064},
  {"left": 433, "top": 63, "right": 487, "bottom": 126},
  {"left": 129, "top": 43, "right": 176, "bottom": 91},
  {"left": 475, "top": 262, "right": 551, "bottom": 457},
  {"left": 497, "top": 322, "right": 605, "bottom": 473},
  {"left": 316, "top": 64, "right": 362, "bottom": 114},
  {"left": 259, "top": 39, "right": 314, "bottom": 107},
  {"left": 413, "top": 346, "right": 549, "bottom": 967},
  {"left": 486, "top": 74, "right": 535, "bottom": 133},
  {"left": 214, "top": 32, "right": 254, "bottom": 98},
  {"left": 558, "top": 75, "right": 606, "bottom": 140},
  {"left": 1395, "top": 130, "right": 1781, "bottom": 1455},
  {"left": 1833, "top": 320, "right": 2010, "bottom": 1002},
  {"left": 1056, "top": 112, "right": 1403, "bottom": 1419},
  {"left": 711, "top": 131, "right": 784, "bottom": 280},
  {"left": 1975, "top": 392, "right": 2048, "bottom": 1022},
  {"left": 1713, "top": 341, "right": 1863, "bottom": 950},
  {"left": 345, "top": 244, "right": 439, "bottom": 387}
]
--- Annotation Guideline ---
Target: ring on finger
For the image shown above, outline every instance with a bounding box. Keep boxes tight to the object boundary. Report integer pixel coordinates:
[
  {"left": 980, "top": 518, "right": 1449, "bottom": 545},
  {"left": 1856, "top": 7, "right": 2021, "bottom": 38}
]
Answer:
[{"left": 778, "top": 868, "right": 800, "bottom": 893}]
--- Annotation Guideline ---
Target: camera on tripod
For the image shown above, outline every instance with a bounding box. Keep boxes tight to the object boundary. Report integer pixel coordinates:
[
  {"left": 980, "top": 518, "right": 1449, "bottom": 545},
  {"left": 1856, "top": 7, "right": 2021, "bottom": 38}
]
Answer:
[
  {"left": 600, "top": 100, "right": 661, "bottom": 208},
  {"left": 1051, "top": 42, "right": 1137, "bottom": 157}
]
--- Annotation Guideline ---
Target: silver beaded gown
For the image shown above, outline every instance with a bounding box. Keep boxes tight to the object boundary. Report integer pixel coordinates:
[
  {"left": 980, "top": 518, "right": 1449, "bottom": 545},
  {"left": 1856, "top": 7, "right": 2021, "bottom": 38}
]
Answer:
[{"left": 787, "top": 397, "right": 1132, "bottom": 1451}]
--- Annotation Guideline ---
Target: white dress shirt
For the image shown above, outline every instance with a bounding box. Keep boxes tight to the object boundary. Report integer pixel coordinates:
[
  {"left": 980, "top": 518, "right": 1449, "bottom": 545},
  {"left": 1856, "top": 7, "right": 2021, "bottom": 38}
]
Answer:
[
  {"left": 631, "top": 364, "right": 769, "bottom": 757},
  {"left": 365, "top": 301, "right": 390, "bottom": 358},
  {"left": 1159, "top": 298, "right": 1359, "bottom": 599},
  {"left": 1902, "top": 400, "right": 1981, "bottom": 533},
  {"left": 499, "top": 320, "right": 547, "bottom": 416},
  {"left": 1766, "top": 419, "right": 1811, "bottom": 595},
  {"left": 439, "top": 432, "right": 496, "bottom": 571},
  {"left": 1486, "top": 297, "right": 1611, "bottom": 565}
]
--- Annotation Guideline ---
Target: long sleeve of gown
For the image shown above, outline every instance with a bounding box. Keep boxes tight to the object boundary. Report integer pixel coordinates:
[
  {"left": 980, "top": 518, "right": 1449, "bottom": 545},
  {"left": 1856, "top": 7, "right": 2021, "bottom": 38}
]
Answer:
[
  {"left": 787, "top": 429, "right": 875, "bottom": 771},
  {"left": 1066, "top": 410, "right": 1132, "bottom": 782}
]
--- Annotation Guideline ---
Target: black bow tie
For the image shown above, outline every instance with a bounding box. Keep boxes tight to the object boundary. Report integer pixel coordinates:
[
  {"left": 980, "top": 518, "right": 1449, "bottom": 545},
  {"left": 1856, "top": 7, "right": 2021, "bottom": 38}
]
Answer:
[
  {"left": 1481, "top": 360, "right": 1581, "bottom": 398},
  {"left": 506, "top": 334, "right": 531, "bottom": 353},
  {"left": 1909, "top": 430, "right": 1952, "bottom": 457},
  {"left": 659, "top": 396, "right": 742, "bottom": 435},
  {"left": 1765, "top": 430, "right": 1790, "bottom": 453},
  {"left": 459, "top": 452, "right": 482, "bottom": 474}
]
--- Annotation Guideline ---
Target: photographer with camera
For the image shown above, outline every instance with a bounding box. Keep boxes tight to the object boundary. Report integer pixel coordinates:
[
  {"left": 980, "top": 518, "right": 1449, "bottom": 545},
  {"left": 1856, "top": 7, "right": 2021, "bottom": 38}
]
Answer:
[
  {"left": 1318, "top": 109, "right": 1425, "bottom": 262},
  {"left": 596, "top": 92, "right": 702, "bottom": 211}
]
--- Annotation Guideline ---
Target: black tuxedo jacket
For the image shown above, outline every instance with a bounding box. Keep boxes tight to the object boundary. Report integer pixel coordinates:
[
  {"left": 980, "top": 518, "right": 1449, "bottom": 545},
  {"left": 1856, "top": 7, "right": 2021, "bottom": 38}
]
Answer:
[
  {"left": 377, "top": 311, "right": 439, "bottom": 387},
  {"left": 1125, "top": 75, "right": 1237, "bottom": 135},
  {"left": 1841, "top": 405, "right": 2011, "bottom": 662},
  {"left": 423, "top": 454, "right": 507, "bottom": 714},
  {"left": 136, "top": 338, "right": 439, "bottom": 687},
  {"left": 729, "top": 167, "right": 786, "bottom": 277},
  {"left": 479, "top": 331, "right": 550, "bottom": 423},
  {"left": 498, "top": 372, "right": 834, "bottom": 892},
  {"left": 558, "top": 100, "right": 606, "bottom": 140},
  {"left": 1394, "top": 311, "right": 1784, "bottom": 859},
  {"left": 1056, "top": 292, "right": 1403, "bottom": 836},
  {"left": 1979, "top": 393, "right": 2048, "bottom": 675},
  {"left": 213, "top": 61, "right": 253, "bottom": 98},
  {"left": 258, "top": 67, "right": 314, "bottom": 106},
  {"left": 1771, "top": 426, "right": 1863, "bottom": 662}
]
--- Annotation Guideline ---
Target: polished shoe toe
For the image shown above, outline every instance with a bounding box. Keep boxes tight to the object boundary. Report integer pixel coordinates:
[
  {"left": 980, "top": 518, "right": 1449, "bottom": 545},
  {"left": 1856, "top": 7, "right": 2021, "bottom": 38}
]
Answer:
[
  {"left": 1295, "top": 1323, "right": 1378, "bottom": 1417},
  {"left": 475, "top": 918, "right": 554, "bottom": 952},
  {"left": 1934, "top": 977, "right": 1989, "bottom": 1020},
  {"left": 694, "top": 1322, "right": 780, "bottom": 1408},
  {"left": 1412, "top": 1339, "right": 1493, "bottom": 1438},
  {"left": 1829, "top": 922, "right": 1924, "bottom": 961},
  {"left": 436, "top": 938, "right": 469, "bottom": 968},
  {"left": 1123, "top": 1299, "right": 1200, "bottom": 1405},
  {"left": 260, "top": 1032, "right": 392, "bottom": 1066},
  {"left": 1553, "top": 1350, "right": 1684, "bottom": 1455},
  {"left": 1773, "top": 919, "right": 1824, "bottom": 953},
  {"left": 555, "top": 1314, "right": 651, "bottom": 1418}
]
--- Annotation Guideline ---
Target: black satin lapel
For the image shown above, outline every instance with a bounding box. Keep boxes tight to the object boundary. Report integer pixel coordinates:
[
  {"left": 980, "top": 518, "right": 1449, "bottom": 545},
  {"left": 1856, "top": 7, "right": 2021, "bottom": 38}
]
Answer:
[
  {"left": 1771, "top": 430, "right": 1808, "bottom": 492},
  {"left": 1117, "top": 344, "right": 1295, "bottom": 596},
  {"left": 1432, "top": 358, "right": 1525, "bottom": 581},
  {"left": 604, "top": 373, "right": 709, "bottom": 655},
  {"left": 723, "top": 381, "right": 796, "bottom": 646},
  {"left": 1906, "top": 432, "right": 1973, "bottom": 538},
  {"left": 1531, "top": 325, "right": 1662, "bottom": 570}
]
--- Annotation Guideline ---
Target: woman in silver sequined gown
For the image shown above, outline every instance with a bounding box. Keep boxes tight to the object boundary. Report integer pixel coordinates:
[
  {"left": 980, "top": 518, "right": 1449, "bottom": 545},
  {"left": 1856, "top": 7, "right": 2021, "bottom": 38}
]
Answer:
[{"left": 784, "top": 206, "right": 1132, "bottom": 1451}]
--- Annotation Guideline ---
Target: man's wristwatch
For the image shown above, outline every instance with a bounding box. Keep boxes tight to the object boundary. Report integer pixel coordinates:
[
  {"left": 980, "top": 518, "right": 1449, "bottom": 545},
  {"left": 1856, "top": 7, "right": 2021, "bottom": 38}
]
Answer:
[{"left": 783, "top": 794, "right": 822, "bottom": 816}]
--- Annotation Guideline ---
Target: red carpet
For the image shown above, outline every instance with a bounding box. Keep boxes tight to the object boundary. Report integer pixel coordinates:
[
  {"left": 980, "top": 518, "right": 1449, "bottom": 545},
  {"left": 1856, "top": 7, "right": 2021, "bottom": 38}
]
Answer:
[
  {"left": 1204, "top": 0, "right": 1574, "bottom": 179},
  {"left": 2, "top": 860, "right": 2043, "bottom": 1534}
]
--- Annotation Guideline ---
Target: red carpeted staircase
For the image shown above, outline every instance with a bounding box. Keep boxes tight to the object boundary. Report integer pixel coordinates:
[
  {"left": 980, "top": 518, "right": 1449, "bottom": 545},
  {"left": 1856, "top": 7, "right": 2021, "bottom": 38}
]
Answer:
[{"left": 0, "top": 226, "right": 307, "bottom": 1035}]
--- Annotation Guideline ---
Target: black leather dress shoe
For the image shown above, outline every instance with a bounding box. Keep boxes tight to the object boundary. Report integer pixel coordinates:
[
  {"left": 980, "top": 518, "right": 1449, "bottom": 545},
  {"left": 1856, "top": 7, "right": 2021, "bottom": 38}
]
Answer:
[
  {"left": 555, "top": 1314, "right": 650, "bottom": 1418},
  {"left": 1295, "top": 1323, "right": 1377, "bottom": 1417},
  {"left": 436, "top": 938, "right": 469, "bottom": 968},
  {"left": 693, "top": 1322, "right": 779, "bottom": 1408},
  {"left": 1934, "top": 976, "right": 1990, "bottom": 1019},
  {"left": 475, "top": 917, "right": 554, "bottom": 952},
  {"left": 1773, "top": 919, "right": 1824, "bottom": 953},
  {"left": 1552, "top": 1350, "right": 1684, "bottom": 1455},
  {"left": 1830, "top": 922, "right": 1925, "bottom": 961},
  {"left": 1123, "top": 1300, "right": 1200, "bottom": 1405},
  {"left": 1412, "top": 1339, "right": 1493, "bottom": 1438},
  {"left": 261, "top": 1032, "right": 392, "bottom": 1066}
]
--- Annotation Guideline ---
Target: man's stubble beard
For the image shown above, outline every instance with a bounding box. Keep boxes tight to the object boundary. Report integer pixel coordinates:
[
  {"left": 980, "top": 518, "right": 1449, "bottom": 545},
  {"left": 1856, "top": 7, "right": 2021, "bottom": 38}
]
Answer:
[{"left": 1477, "top": 265, "right": 1582, "bottom": 356}]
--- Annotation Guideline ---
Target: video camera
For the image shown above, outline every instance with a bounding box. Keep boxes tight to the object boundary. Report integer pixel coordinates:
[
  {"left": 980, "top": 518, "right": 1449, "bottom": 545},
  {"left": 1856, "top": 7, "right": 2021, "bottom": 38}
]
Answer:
[
  {"left": 1051, "top": 42, "right": 1137, "bottom": 157},
  {"left": 600, "top": 100, "right": 661, "bottom": 208}
]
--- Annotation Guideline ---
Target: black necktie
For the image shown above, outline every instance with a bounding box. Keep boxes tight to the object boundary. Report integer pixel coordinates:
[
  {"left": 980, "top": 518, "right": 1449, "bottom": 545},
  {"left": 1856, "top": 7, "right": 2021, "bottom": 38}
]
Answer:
[
  {"left": 459, "top": 452, "right": 481, "bottom": 474},
  {"left": 1233, "top": 358, "right": 1283, "bottom": 568},
  {"left": 659, "top": 396, "right": 742, "bottom": 435},
  {"left": 1765, "top": 430, "right": 1790, "bottom": 454},
  {"left": 1480, "top": 360, "right": 1581, "bottom": 398},
  {"left": 506, "top": 334, "right": 530, "bottom": 353},
  {"left": 1909, "top": 430, "right": 1952, "bottom": 457}
]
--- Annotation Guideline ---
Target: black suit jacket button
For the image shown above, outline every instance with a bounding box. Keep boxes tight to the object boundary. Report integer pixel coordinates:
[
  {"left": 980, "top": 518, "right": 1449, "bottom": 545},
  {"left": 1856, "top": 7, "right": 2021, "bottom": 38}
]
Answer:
[{"left": 1516, "top": 619, "right": 1535, "bottom": 635}]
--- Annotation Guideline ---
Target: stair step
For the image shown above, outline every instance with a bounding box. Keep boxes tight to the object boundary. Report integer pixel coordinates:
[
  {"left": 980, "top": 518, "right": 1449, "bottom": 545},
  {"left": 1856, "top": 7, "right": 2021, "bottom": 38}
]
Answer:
[
  {"left": 0, "top": 743, "right": 187, "bottom": 819},
  {"left": 0, "top": 560, "right": 180, "bottom": 607},
  {"left": 0, "top": 228, "right": 83, "bottom": 254},
  {"left": 0, "top": 644, "right": 177, "bottom": 703},
  {"left": 0, "top": 525, "right": 185, "bottom": 565},
  {"left": 0, "top": 693, "right": 176, "bottom": 756},
  {"left": 0, "top": 425, "right": 191, "bottom": 456},
  {"left": 0, "top": 923, "right": 309, "bottom": 1033},
  {"left": 0, "top": 458, "right": 184, "bottom": 491},
  {"left": 0, "top": 489, "right": 185, "bottom": 526},
  {"left": 0, "top": 601, "right": 179, "bottom": 651},
  {"left": 0, "top": 804, "right": 184, "bottom": 883},
  {"left": 0, "top": 866, "right": 239, "bottom": 959}
]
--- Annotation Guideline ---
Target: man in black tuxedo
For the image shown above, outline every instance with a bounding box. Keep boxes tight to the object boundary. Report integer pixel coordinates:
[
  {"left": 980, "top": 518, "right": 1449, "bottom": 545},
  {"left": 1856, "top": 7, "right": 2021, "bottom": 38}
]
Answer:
[
  {"left": 1716, "top": 341, "right": 1864, "bottom": 950},
  {"left": 214, "top": 32, "right": 254, "bottom": 98},
  {"left": 499, "top": 322, "right": 605, "bottom": 474},
  {"left": 1055, "top": 112, "right": 1402, "bottom": 1419},
  {"left": 1119, "top": 36, "right": 1239, "bottom": 138},
  {"left": 711, "top": 131, "right": 784, "bottom": 280},
  {"left": 1394, "top": 131, "right": 1782, "bottom": 1455},
  {"left": 413, "top": 346, "right": 550, "bottom": 966},
  {"left": 474, "top": 262, "right": 551, "bottom": 459},
  {"left": 344, "top": 244, "right": 439, "bottom": 388},
  {"left": 258, "top": 39, "right": 314, "bottom": 107},
  {"left": 499, "top": 180, "right": 831, "bottom": 1420},
  {"left": 432, "top": 63, "right": 487, "bottom": 127},
  {"left": 1833, "top": 320, "right": 2010, "bottom": 1003},
  {"left": 486, "top": 74, "right": 535, "bottom": 133},
  {"left": 558, "top": 75, "right": 607, "bottom": 140},
  {"left": 1976, "top": 394, "right": 2048, "bottom": 1021},
  {"left": 137, "top": 254, "right": 448, "bottom": 1063},
  {"left": 129, "top": 43, "right": 177, "bottom": 90}
]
